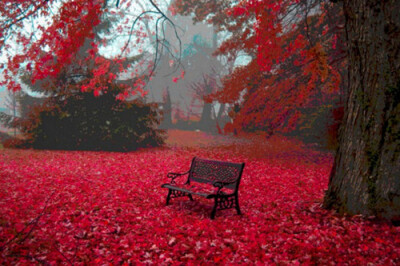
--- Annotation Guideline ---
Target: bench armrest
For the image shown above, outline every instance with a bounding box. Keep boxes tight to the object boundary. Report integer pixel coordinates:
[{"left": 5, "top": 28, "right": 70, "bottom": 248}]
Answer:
[
  {"left": 212, "top": 181, "right": 237, "bottom": 194},
  {"left": 167, "top": 171, "right": 189, "bottom": 184},
  {"left": 213, "top": 180, "right": 236, "bottom": 188}
]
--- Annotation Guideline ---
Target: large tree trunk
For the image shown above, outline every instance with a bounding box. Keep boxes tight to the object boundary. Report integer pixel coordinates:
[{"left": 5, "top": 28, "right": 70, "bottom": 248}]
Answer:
[{"left": 324, "top": 0, "right": 400, "bottom": 220}]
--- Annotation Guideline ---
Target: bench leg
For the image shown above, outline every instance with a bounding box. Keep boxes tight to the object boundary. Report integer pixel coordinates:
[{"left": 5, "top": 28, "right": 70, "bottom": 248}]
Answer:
[
  {"left": 210, "top": 198, "right": 218, "bottom": 219},
  {"left": 235, "top": 195, "right": 241, "bottom": 215},
  {"left": 166, "top": 189, "right": 172, "bottom": 205},
  {"left": 188, "top": 194, "right": 194, "bottom": 201}
]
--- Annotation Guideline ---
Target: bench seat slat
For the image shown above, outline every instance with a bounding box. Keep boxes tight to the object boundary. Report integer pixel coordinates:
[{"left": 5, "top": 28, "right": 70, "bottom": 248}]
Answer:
[{"left": 161, "top": 183, "right": 213, "bottom": 198}]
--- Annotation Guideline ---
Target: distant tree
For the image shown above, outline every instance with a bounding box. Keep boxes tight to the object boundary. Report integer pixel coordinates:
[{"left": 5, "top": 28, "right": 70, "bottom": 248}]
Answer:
[
  {"left": 159, "top": 86, "right": 172, "bottom": 128},
  {"left": 0, "top": 90, "right": 21, "bottom": 137},
  {"left": 190, "top": 74, "right": 219, "bottom": 131},
  {"left": 0, "top": 90, "right": 44, "bottom": 137}
]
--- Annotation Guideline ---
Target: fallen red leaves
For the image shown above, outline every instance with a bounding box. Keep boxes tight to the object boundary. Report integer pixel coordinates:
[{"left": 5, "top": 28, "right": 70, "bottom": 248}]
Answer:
[{"left": 1, "top": 134, "right": 399, "bottom": 264}]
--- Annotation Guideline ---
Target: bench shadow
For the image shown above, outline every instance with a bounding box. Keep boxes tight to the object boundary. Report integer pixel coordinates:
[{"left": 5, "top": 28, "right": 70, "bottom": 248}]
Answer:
[{"left": 163, "top": 197, "right": 242, "bottom": 220}]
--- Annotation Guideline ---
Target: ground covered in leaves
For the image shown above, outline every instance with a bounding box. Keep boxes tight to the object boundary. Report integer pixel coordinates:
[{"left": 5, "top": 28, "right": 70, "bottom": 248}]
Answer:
[{"left": 1, "top": 130, "right": 399, "bottom": 264}]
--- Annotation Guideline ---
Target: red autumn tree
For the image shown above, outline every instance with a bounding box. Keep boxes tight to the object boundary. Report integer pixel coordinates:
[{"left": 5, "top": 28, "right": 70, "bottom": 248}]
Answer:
[
  {"left": 0, "top": 0, "right": 180, "bottom": 98},
  {"left": 173, "top": 0, "right": 346, "bottom": 137},
  {"left": 2, "top": 0, "right": 103, "bottom": 92}
]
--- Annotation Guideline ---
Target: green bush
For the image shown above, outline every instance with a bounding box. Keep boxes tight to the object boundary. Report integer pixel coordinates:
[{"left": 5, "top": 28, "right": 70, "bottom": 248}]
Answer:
[{"left": 19, "top": 86, "right": 165, "bottom": 151}]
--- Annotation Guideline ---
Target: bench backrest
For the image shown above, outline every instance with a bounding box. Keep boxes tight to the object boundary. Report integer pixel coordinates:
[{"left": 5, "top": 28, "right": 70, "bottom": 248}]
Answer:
[{"left": 188, "top": 157, "right": 245, "bottom": 191}]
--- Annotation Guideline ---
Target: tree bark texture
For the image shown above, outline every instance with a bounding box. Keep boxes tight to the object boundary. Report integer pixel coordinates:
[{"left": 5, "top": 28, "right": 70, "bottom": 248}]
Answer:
[
  {"left": 161, "top": 87, "right": 172, "bottom": 128},
  {"left": 199, "top": 81, "right": 213, "bottom": 131},
  {"left": 324, "top": 0, "right": 400, "bottom": 220}
]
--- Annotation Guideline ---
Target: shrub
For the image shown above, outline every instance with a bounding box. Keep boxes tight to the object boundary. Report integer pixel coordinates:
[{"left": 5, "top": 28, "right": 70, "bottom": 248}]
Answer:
[
  {"left": 2, "top": 137, "right": 28, "bottom": 149},
  {"left": 20, "top": 86, "right": 165, "bottom": 151}
]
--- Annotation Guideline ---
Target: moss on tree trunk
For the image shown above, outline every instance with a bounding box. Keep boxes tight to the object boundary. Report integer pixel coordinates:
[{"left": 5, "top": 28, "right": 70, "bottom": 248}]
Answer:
[{"left": 324, "top": 0, "right": 400, "bottom": 221}]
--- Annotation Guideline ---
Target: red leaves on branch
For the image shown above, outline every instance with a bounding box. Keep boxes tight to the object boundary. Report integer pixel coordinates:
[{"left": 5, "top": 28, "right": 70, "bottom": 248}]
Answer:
[
  {"left": 1, "top": 0, "right": 103, "bottom": 94},
  {"left": 1, "top": 136, "right": 399, "bottom": 264},
  {"left": 0, "top": 0, "right": 155, "bottom": 98},
  {"left": 171, "top": 71, "right": 185, "bottom": 83},
  {"left": 177, "top": 0, "right": 347, "bottom": 134},
  {"left": 32, "top": 1, "right": 101, "bottom": 82}
]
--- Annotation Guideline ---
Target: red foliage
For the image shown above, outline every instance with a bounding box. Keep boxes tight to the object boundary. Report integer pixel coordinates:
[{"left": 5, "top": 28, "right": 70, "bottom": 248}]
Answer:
[
  {"left": 0, "top": 0, "right": 152, "bottom": 97},
  {"left": 1, "top": 137, "right": 399, "bottom": 264},
  {"left": 174, "top": 0, "right": 347, "bottom": 134}
]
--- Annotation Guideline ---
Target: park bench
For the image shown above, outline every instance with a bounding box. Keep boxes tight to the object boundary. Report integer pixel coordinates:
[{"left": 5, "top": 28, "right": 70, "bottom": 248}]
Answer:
[{"left": 161, "top": 157, "right": 245, "bottom": 219}]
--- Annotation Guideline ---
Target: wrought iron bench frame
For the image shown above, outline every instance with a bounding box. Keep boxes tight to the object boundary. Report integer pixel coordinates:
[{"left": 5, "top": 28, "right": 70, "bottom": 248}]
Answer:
[{"left": 161, "top": 157, "right": 245, "bottom": 219}]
